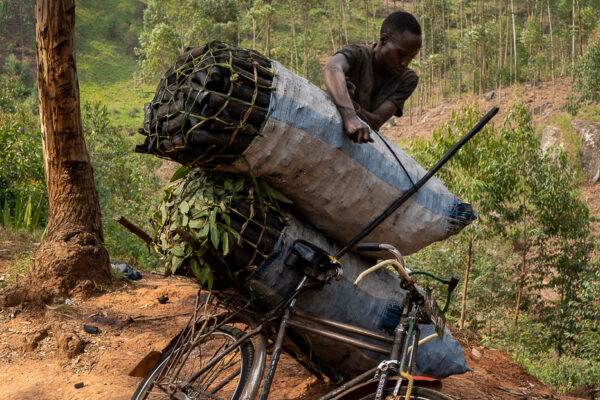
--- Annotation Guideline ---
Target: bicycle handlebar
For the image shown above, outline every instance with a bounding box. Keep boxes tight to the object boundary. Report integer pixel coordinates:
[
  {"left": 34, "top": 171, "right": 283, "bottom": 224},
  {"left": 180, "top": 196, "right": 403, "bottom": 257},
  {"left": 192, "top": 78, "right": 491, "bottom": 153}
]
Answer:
[{"left": 355, "top": 242, "right": 460, "bottom": 313}]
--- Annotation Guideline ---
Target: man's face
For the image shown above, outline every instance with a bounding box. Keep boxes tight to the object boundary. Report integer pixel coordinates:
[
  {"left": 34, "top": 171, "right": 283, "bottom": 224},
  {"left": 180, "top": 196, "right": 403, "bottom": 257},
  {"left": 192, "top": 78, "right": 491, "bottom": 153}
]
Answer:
[{"left": 375, "top": 31, "right": 422, "bottom": 76}]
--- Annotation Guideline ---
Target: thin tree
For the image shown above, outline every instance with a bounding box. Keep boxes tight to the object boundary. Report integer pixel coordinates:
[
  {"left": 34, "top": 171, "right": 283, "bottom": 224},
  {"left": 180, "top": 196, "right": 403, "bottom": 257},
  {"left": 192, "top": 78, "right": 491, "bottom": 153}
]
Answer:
[
  {"left": 510, "top": 0, "right": 518, "bottom": 83},
  {"left": 1, "top": 0, "right": 111, "bottom": 306},
  {"left": 289, "top": 0, "right": 299, "bottom": 72},
  {"left": 459, "top": 234, "right": 473, "bottom": 329},
  {"left": 547, "top": 0, "right": 554, "bottom": 81}
]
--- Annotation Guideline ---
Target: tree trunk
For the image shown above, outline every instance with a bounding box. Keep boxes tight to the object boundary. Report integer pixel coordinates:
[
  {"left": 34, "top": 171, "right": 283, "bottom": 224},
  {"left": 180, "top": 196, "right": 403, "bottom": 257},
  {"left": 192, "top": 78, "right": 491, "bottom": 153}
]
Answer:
[
  {"left": 289, "top": 0, "right": 299, "bottom": 73},
  {"left": 459, "top": 235, "right": 473, "bottom": 329},
  {"left": 266, "top": 13, "right": 271, "bottom": 57},
  {"left": 510, "top": 0, "right": 518, "bottom": 83},
  {"left": 514, "top": 245, "right": 527, "bottom": 326},
  {"left": 364, "top": 0, "right": 369, "bottom": 45},
  {"left": 577, "top": 0, "right": 582, "bottom": 58},
  {"left": 514, "top": 194, "right": 527, "bottom": 326},
  {"left": 458, "top": 0, "right": 463, "bottom": 98},
  {"left": 547, "top": 0, "right": 554, "bottom": 81},
  {"left": 571, "top": 0, "right": 575, "bottom": 77},
  {"left": 1, "top": 0, "right": 111, "bottom": 306},
  {"left": 252, "top": 16, "right": 256, "bottom": 50},
  {"left": 301, "top": 11, "right": 309, "bottom": 77}
]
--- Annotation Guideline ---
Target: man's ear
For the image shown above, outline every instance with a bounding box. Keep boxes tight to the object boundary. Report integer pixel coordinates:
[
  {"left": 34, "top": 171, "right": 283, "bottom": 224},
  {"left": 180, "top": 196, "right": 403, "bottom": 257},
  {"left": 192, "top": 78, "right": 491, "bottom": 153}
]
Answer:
[{"left": 379, "top": 32, "right": 388, "bottom": 45}]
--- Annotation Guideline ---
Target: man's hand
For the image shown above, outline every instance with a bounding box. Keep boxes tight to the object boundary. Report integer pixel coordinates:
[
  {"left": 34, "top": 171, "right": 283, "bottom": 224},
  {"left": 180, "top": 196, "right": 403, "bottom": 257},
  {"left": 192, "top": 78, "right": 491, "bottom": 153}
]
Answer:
[
  {"left": 323, "top": 55, "right": 374, "bottom": 145},
  {"left": 343, "top": 113, "right": 373, "bottom": 144}
]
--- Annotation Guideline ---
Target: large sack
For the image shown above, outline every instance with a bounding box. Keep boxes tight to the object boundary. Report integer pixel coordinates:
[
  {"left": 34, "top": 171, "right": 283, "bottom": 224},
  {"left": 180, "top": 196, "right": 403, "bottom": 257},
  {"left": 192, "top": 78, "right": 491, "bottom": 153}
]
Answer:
[
  {"left": 245, "top": 214, "right": 470, "bottom": 381},
  {"left": 218, "top": 60, "right": 475, "bottom": 255},
  {"left": 137, "top": 42, "right": 476, "bottom": 256}
]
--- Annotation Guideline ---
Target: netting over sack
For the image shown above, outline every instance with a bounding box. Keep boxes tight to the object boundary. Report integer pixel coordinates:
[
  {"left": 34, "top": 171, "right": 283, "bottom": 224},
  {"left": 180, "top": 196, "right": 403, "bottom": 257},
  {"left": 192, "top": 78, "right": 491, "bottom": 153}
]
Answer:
[{"left": 135, "top": 41, "right": 274, "bottom": 166}]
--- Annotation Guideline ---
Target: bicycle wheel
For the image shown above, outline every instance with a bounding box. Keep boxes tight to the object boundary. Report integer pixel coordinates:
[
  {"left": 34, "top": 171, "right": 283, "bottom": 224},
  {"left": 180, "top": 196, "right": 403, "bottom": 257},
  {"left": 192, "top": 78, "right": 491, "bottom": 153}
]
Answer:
[
  {"left": 357, "top": 386, "right": 450, "bottom": 400},
  {"left": 132, "top": 325, "right": 254, "bottom": 400}
]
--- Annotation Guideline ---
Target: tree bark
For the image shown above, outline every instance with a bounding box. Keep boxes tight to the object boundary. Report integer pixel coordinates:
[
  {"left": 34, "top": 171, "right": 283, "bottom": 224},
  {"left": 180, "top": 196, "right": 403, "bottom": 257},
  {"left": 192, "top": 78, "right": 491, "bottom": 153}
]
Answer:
[
  {"left": 1, "top": 0, "right": 111, "bottom": 306},
  {"left": 459, "top": 235, "right": 473, "bottom": 329},
  {"left": 547, "top": 0, "right": 554, "bottom": 81},
  {"left": 510, "top": 0, "right": 518, "bottom": 83}
]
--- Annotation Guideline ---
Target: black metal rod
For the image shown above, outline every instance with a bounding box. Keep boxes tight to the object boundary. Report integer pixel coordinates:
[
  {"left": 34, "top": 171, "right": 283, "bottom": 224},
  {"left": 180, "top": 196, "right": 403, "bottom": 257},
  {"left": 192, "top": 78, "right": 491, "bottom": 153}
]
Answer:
[
  {"left": 317, "top": 366, "right": 378, "bottom": 400},
  {"left": 336, "top": 106, "right": 499, "bottom": 259},
  {"left": 259, "top": 306, "right": 292, "bottom": 400},
  {"left": 293, "top": 309, "right": 394, "bottom": 344}
]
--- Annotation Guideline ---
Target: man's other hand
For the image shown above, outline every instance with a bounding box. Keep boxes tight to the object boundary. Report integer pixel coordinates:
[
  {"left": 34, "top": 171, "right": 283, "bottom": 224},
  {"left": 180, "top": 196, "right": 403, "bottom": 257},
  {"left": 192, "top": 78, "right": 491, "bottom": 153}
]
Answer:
[{"left": 344, "top": 115, "right": 374, "bottom": 144}]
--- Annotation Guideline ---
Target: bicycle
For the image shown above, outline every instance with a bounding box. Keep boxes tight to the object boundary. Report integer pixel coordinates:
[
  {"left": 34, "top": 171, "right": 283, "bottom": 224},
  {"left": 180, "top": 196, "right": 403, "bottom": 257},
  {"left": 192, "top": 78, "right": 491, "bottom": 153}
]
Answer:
[
  {"left": 131, "top": 240, "right": 459, "bottom": 400},
  {"left": 127, "top": 107, "right": 499, "bottom": 400}
]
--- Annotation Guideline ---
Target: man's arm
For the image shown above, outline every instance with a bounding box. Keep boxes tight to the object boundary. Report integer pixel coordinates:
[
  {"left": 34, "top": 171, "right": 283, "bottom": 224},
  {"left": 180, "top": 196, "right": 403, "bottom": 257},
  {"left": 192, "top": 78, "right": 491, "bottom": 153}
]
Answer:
[
  {"left": 323, "top": 54, "right": 373, "bottom": 144},
  {"left": 354, "top": 100, "right": 397, "bottom": 131}
]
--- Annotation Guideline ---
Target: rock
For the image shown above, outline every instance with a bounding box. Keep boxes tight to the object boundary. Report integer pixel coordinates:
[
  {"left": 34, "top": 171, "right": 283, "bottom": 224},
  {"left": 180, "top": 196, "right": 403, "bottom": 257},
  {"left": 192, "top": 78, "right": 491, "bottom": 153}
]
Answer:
[
  {"left": 157, "top": 295, "right": 169, "bottom": 304},
  {"left": 83, "top": 325, "right": 100, "bottom": 335},
  {"left": 571, "top": 119, "right": 600, "bottom": 182},
  {"left": 471, "top": 347, "right": 483, "bottom": 359},
  {"left": 110, "top": 262, "right": 142, "bottom": 280},
  {"left": 540, "top": 125, "right": 563, "bottom": 153}
]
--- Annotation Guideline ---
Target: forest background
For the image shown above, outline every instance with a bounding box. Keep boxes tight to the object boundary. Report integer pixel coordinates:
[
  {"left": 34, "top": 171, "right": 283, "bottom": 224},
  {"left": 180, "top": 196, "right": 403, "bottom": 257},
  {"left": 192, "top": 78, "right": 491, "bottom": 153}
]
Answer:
[{"left": 0, "top": 0, "right": 599, "bottom": 395}]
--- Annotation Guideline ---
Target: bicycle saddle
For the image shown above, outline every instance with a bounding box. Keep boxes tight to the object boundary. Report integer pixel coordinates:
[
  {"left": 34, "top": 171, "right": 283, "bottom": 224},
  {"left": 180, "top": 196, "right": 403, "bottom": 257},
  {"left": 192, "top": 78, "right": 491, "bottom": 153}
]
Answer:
[{"left": 284, "top": 240, "right": 342, "bottom": 282}]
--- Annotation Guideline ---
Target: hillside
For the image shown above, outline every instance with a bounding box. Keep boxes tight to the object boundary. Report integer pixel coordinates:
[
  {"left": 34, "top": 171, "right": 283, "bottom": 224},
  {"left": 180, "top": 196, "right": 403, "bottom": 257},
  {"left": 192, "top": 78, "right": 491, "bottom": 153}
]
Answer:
[
  {"left": 75, "top": 0, "right": 148, "bottom": 129},
  {"left": 2, "top": 77, "right": 598, "bottom": 398},
  {"left": 381, "top": 78, "right": 575, "bottom": 143}
]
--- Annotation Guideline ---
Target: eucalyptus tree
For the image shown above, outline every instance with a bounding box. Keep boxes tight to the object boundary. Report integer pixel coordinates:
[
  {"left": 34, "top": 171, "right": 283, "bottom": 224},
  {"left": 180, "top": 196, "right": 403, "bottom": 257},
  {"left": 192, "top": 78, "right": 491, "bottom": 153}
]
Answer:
[{"left": 1, "top": 0, "right": 111, "bottom": 306}]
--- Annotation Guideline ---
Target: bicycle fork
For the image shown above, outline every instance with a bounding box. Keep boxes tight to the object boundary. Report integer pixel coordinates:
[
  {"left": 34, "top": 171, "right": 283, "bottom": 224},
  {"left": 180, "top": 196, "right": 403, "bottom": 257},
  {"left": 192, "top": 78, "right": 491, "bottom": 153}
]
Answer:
[{"left": 374, "top": 301, "right": 417, "bottom": 400}]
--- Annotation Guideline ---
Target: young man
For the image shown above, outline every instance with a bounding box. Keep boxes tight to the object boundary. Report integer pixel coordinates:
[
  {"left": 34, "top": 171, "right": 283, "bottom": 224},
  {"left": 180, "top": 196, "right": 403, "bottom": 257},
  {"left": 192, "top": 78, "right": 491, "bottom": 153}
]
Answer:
[{"left": 323, "top": 11, "right": 422, "bottom": 144}]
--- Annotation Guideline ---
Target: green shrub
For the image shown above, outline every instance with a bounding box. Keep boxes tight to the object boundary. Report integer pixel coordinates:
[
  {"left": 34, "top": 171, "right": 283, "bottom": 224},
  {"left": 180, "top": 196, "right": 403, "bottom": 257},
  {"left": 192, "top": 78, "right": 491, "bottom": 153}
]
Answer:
[
  {"left": 0, "top": 106, "right": 47, "bottom": 229},
  {"left": 407, "top": 104, "right": 597, "bottom": 392},
  {"left": 82, "top": 101, "right": 162, "bottom": 268}
]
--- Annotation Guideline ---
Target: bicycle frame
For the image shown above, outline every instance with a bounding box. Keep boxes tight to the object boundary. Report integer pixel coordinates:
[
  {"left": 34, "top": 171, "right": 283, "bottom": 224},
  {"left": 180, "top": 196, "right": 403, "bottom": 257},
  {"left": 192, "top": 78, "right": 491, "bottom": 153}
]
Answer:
[{"left": 180, "top": 267, "right": 440, "bottom": 400}]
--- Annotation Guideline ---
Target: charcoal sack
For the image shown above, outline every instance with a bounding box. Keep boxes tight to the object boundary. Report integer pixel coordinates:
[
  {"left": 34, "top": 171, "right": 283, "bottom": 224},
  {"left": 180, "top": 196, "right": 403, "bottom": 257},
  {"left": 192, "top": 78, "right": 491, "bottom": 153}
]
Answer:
[
  {"left": 242, "top": 213, "right": 470, "bottom": 380},
  {"left": 218, "top": 60, "right": 476, "bottom": 255}
]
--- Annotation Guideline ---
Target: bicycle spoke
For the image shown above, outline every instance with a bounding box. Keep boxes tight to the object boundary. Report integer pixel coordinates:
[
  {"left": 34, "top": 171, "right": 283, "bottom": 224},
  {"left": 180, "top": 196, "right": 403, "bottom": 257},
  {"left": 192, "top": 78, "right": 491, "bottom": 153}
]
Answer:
[
  {"left": 134, "top": 325, "right": 253, "bottom": 400},
  {"left": 208, "top": 369, "right": 241, "bottom": 394}
]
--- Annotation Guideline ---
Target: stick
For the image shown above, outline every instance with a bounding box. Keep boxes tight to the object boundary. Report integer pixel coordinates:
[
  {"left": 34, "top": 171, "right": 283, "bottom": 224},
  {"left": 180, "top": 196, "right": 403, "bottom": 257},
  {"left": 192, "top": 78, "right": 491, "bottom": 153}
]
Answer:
[{"left": 114, "top": 216, "right": 153, "bottom": 245}]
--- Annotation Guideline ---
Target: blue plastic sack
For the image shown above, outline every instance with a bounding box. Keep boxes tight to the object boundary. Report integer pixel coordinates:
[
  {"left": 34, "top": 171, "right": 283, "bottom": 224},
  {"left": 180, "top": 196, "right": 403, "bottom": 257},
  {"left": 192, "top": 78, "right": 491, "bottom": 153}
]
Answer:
[{"left": 243, "top": 215, "right": 470, "bottom": 380}]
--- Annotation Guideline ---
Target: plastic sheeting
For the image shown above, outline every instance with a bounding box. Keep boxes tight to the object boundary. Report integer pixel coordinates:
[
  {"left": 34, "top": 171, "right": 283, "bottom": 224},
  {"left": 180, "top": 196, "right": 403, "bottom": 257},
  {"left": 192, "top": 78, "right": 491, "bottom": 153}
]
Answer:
[
  {"left": 218, "top": 61, "right": 475, "bottom": 256},
  {"left": 242, "top": 214, "right": 470, "bottom": 381}
]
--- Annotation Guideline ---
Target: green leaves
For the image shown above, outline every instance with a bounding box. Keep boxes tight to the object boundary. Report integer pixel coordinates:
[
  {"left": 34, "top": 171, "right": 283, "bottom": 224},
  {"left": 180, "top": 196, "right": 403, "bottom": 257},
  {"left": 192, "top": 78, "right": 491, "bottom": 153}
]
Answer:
[
  {"left": 170, "top": 166, "right": 190, "bottom": 182},
  {"left": 152, "top": 169, "right": 288, "bottom": 287},
  {"left": 409, "top": 104, "right": 596, "bottom": 376}
]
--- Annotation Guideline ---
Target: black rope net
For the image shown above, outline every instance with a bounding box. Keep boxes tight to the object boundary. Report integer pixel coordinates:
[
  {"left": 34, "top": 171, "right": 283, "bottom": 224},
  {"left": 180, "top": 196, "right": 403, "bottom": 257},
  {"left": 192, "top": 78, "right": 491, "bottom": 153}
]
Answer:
[{"left": 135, "top": 41, "right": 274, "bottom": 167}]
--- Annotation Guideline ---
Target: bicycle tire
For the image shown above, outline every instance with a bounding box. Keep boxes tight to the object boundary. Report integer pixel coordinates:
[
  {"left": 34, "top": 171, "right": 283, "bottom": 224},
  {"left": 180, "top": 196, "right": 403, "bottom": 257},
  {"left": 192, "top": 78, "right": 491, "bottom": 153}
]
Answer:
[
  {"left": 357, "top": 386, "right": 450, "bottom": 400},
  {"left": 132, "top": 325, "right": 254, "bottom": 400}
]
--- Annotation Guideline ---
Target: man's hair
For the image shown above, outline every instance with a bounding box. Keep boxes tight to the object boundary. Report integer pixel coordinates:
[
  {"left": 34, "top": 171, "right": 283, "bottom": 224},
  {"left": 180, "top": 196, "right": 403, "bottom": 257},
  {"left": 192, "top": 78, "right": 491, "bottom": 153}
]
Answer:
[{"left": 381, "top": 11, "right": 421, "bottom": 38}]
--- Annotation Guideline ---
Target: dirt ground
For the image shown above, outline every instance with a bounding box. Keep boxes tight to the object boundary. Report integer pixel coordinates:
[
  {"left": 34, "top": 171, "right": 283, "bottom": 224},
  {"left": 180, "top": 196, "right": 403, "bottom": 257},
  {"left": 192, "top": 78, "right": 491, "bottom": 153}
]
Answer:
[
  {"left": 381, "top": 78, "right": 574, "bottom": 143},
  {"left": 0, "top": 270, "right": 585, "bottom": 400}
]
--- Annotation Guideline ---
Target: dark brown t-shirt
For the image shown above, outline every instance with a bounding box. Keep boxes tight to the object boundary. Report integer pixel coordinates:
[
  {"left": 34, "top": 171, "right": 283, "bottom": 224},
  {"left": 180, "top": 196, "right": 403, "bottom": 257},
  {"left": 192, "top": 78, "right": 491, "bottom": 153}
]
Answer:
[{"left": 335, "top": 43, "right": 418, "bottom": 117}]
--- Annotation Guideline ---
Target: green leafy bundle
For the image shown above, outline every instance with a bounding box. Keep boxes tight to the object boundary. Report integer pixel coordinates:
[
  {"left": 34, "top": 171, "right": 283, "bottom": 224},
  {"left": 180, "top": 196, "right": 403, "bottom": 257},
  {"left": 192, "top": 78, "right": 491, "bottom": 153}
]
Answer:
[{"left": 152, "top": 167, "right": 291, "bottom": 288}]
